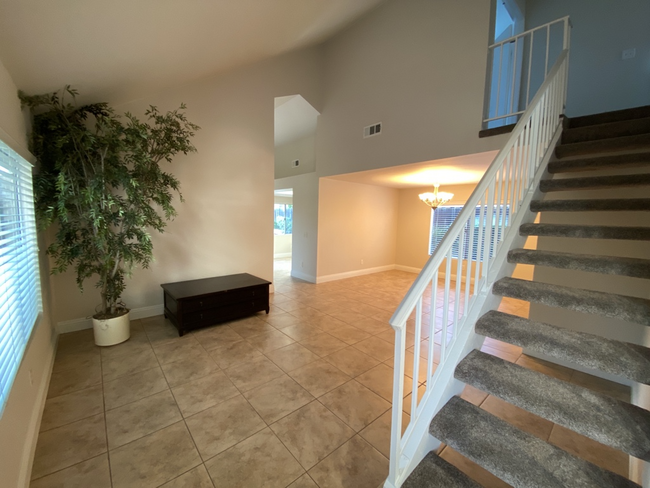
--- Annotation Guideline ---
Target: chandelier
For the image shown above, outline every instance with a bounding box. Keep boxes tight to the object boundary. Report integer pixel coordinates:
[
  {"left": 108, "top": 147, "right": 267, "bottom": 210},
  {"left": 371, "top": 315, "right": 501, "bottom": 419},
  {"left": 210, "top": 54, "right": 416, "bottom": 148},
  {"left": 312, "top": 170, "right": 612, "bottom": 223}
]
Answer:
[{"left": 419, "top": 184, "right": 453, "bottom": 209}]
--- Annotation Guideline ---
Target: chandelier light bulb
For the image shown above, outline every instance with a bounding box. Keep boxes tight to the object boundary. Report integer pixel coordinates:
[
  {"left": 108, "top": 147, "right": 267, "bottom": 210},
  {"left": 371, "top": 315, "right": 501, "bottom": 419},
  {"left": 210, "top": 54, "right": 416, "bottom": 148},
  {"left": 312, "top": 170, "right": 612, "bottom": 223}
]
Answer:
[{"left": 419, "top": 183, "right": 453, "bottom": 209}]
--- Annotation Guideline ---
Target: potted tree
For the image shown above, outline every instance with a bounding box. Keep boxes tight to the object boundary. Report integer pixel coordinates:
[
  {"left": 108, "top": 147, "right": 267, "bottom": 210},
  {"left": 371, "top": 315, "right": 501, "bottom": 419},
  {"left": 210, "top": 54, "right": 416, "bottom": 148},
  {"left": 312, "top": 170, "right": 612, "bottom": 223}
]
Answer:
[{"left": 20, "top": 87, "right": 199, "bottom": 346}]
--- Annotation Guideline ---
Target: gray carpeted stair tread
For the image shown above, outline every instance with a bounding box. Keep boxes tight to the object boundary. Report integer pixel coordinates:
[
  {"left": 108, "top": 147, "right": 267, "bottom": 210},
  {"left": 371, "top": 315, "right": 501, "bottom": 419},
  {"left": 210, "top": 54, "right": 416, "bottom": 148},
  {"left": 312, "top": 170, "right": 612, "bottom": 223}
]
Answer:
[
  {"left": 562, "top": 117, "right": 650, "bottom": 145},
  {"left": 520, "top": 222, "right": 650, "bottom": 240},
  {"left": 476, "top": 310, "right": 650, "bottom": 384},
  {"left": 429, "top": 396, "right": 640, "bottom": 488},
  {"left": 568, "top": 105, "right": 650, "bottom": 129},
  {"left": 455, "top": 350, "right": 650, "bottom": 459},
  {"left": 540, "top": 174, "right": 650, "bottom": 192},
  {"left": 507, "top": 248, "right": 650, "bottom": 278},
  {"left": 530, "top": 198, "right": 650, "bottom": 212},
  {"left": 555, "top": 133, "right": 650, "bottom": 159},
  {"left": 493, "top": 277, "right": 650, "bottom": 326},
  {"left": 548, "top": 152, "right": 650, "bottom": 173},
  {"left": 402, "top": 452, "right": 482, "bottom": 488}
]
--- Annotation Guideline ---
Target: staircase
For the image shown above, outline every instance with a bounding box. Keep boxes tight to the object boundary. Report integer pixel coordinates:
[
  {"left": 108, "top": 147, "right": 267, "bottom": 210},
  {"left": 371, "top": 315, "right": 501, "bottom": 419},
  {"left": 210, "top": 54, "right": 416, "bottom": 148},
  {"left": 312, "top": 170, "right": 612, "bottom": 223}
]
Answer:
[{"left": 401, "top": 107, "right": 650, "bottom": 487}]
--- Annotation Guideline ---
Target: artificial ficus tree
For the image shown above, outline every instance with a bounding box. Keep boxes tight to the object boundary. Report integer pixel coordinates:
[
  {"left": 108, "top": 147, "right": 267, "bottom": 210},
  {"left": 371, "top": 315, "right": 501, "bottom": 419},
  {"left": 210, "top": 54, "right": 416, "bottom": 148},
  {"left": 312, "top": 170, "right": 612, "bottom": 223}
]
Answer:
[{"left": 20, "top": 87, "right": 200, "bottom": 318}]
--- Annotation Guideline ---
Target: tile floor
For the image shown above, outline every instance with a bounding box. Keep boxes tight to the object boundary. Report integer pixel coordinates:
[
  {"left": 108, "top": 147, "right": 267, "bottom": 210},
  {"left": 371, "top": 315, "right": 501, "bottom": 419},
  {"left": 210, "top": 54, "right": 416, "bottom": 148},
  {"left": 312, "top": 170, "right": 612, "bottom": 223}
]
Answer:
[{"left": 30, "top": 259, "right": 632, "bottom": 487}]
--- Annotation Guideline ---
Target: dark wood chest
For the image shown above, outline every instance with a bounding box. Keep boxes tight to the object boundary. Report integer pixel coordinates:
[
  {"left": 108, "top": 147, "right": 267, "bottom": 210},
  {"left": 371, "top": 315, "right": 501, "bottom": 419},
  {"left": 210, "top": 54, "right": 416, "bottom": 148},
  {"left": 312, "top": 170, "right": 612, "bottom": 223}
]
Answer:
[{"left": 161, "top": 273, "right": 271, "bottom": 336}]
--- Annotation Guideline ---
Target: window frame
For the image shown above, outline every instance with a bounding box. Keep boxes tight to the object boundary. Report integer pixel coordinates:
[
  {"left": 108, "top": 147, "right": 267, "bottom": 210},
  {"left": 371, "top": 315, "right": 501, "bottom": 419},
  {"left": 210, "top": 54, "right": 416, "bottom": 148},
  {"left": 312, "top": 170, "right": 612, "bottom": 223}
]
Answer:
[
  {"left": 0, "top": 138, "right": 43, "bottom": 417},
  {"left": 428, "top": 204, "right": 510, "bottom": 261}
]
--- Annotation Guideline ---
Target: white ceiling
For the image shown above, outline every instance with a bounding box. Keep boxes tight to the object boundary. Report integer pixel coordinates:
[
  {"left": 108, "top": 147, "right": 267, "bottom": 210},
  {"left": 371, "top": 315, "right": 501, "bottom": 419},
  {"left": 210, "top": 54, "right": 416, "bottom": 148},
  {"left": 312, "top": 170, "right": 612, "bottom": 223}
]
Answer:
[
  {"left": 274, "top": 95, "right": 319, "bottom": 146},
  {"left": 0, "top": 0, "right": 385, "bottom": 103},
  {"left": 326, "top": 151, "right": 500, "bottom": 189}
]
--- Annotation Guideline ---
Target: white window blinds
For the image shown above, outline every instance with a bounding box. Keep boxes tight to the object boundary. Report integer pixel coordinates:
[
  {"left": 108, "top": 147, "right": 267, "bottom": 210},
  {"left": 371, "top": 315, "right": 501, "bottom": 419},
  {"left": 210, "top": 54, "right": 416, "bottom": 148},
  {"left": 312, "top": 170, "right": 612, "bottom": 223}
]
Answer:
[
  {"left": 429, "top": 205, "right": 510, "bottom": 260},
  {"left": 0, "top": 139, "right": 42, "bottom": 417}
]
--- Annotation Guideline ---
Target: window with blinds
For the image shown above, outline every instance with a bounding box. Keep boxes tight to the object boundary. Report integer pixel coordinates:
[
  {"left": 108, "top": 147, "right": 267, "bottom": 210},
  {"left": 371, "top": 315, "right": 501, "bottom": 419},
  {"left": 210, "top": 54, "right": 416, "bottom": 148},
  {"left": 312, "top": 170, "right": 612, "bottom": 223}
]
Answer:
[
  {"left": 429, "top": 205, "right": 510, "bottom": 260},
  {"left": 0, "top": 139, "right": 42, "bottom": 417}
]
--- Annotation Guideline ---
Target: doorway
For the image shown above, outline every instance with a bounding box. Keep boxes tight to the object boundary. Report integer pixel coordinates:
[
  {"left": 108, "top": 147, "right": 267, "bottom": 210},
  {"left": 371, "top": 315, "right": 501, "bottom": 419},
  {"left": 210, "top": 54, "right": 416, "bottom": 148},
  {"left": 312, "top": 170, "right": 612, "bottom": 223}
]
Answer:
[{"left": 274, "top": 188, "right": 293, "bottom": 277}]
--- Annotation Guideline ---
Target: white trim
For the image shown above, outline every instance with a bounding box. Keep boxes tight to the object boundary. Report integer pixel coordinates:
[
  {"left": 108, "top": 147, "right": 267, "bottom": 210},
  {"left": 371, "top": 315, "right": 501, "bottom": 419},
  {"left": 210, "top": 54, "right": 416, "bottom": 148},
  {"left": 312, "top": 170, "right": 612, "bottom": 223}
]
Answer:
[
  {"left": 19, "top": 329, "right": 57, "bottom": 488},
  {"left": 56, "top": 304, "right": 165, "bottom": 333},
  {"left": 316, "top": 265, "right": 396, "bottom": 284},
  {"left": 290, "top": 269, "right": 316, "bottom": 283},
  {"left": 394, "top": 265, "right": 421, "bottom": 274},
  {"left": 273, "top": 253, "right": 292, "bottom": 259}
]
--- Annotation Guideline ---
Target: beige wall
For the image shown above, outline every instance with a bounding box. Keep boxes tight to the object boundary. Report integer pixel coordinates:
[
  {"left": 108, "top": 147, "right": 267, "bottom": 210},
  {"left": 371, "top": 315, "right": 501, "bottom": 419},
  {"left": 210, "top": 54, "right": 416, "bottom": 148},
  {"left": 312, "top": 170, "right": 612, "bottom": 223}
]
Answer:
[
  {"left": 317, "top": 178, "right": 398, "bottom": 279},
  {"left": 316, "top": 0, "right": 507, "bottom": 179},
  {"left": 275, "top": 133, "right": 316, "bottom": 179},
  {"left": 525, "top": 0, "right": 650, "bottom": 117},
  {"left": 48, "top": 46, "right": 324, "bottom": 324},
  {"left": 0, "top": 58, "right": 57, "bottom": 488}
]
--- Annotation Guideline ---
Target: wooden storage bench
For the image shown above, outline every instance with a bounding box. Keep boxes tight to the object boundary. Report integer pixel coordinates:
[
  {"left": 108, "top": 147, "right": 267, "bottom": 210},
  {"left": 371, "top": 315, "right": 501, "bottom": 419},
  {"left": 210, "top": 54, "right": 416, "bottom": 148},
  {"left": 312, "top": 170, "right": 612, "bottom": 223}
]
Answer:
[{"left": 161, "top": 273, "right": 271, "bottom": 336}]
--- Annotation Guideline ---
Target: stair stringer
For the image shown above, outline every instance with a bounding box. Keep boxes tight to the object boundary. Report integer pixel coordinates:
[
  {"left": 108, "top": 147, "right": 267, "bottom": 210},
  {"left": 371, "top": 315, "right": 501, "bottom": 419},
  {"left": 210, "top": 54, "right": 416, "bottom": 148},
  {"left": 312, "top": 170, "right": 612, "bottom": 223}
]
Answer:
[{"left": 386, "top": 127, "right": 561, "bottom": 488}]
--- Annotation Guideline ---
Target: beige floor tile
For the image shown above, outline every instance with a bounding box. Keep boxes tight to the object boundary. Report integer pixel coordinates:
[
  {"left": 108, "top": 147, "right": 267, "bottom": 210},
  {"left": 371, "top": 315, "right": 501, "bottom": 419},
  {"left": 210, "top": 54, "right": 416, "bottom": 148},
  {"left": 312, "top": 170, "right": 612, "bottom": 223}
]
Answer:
[
  {"left": 193, "top": 325, "right": 244, "bottom": 351},
  {"left": 305, "top": 315, "right": 350, "bottom": 333},
  {"left": 109, "top": 421, "right": 201, "bottom": 488},
  {"left": 40, "top": 385, "right": 104, "bottom": 432},
  {"left": 208, "top": 340, "right": 262, "bottom": 369},
  {"left": 265, "top": 343, "right": 320, "bottom": 372},
  {"left": 99, "top": 327, "right": 153, "bottom": 360},
  {"left": 185, "top": 395, "right": 266, "bottom": 460},
  {"left": 205, "top": 428, "right": 304, "bottom": 488},
  {"left": 356, "top": 363, "right": 413, "bottom": 402},
  {"left": 47, "top": 362, "right": 102, "bottom": 399},
  {"left": 318, "top": 380, "right": 391, "bottom": 432},
  {"left": 160, "top": 353, "right": 220, "bottom": 387},
  {"left": 516, "top": 354, "right": 574, "bottom": 382},
  {"left": 359, "top": 409, "right": 410, "bottom": 458},
  {"left": 102, "top": 348, "right": 159, "bottom": 382},
  {"left": 570, "top": 370, "right": 631, "bottom": 402},
  {"left": 30, "top": 453, "right": 111, "bottom": 488},
  {"left": 57, "top": 329, "right": 96, "bottom": 355},
  {"left": 323, "top": 347, "right": 380, "bottom": 377},
  {"left": 31, "top": 414, "right": 107, "bottom": 480},
  {"left": 263, "top": 312, "right": 303, "bottom": 329},
  {"left": 142, "top": 315, "right": 183, "bottom": 346},
  {"left": 288, "top": 360, "right": 351, "bottom": 398},
  {"left": 159, "top": 465, "right": 214, "bottom": 488},
  {"left": 246, "top": 329, "right": 295, "bottom": 352},
  {"left": 271, "top": 401, "right": 355, "bottom": 470},
  {"left": 402, "top": 350, "right": 430, "bottom": 384},
  {"left": 228, "top": 317, "right": 277, "bottom": 338},
  {"left": 548, "top": 424, "right": 630, "bottom": 478},
  {"left": 403, "top": 384, "right": 426, "bottom": 416},
  {"left": 480, "top": 395, "right": 554, "bottom": 441},
  {"left": 171, "top": 371, "right": 239, "bottom": 417},
  {"left": 353, "top": 336, "right": 394, "bottom": 361},
  {"left": 308, "top": 435, "right": 388, "bottom": 488},
  {"left": 300, "top": 333, "right": 348, "bottom": 357},
  {"left": 287, "top": 474, "right": 319, "bottom": 488},
  {"left": 103, "top": 366, "right": 169, "bottom": 411},
  {"left": 105, "top": 389, "right": 182, "bottom": 449},
  {"left": 439, "top": 447, "right": 511, "bottom": 488},
  {"left": 326, "top": 324, "right": 372, "bottom": 345},
  {"left": 354, "top": 316, "right": 392, "bottom": 335},
  {"left": 376, "top": 329, "right": 415, "bottom": 348},
  {"left": 52, "top": 348, "right": 101, "bottom": 374},
  {"left": 223, "top": 355, "right": 284, "bottom": 392},
  {"left": 153, "top": 338, "right": 207, "bottom": 365},
  {"left": 243, "top": 374, "right": 314, "bottom": 423},
  {"left": 280, "top": 323, "right": 324, "bottom": 342}
]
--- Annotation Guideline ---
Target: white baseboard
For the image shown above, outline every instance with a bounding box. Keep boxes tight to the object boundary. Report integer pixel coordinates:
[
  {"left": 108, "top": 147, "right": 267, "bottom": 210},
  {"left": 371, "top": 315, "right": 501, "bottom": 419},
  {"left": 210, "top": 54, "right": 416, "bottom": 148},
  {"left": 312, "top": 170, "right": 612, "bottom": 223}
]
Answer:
[
  {"left": 316, "top": 265, "right": 396, "bottom": 284},
  {"left": 290, "top": 269, "right": 316, "bottom": 283},
  {"left": 273, "top": 253, "right": 292, "bottom": 259},
  {"left": 394, "top": 265, "right": 421, "bottom": 274},
  {"left": 56, "top": 304, "right": 165, "bottom": 333}
]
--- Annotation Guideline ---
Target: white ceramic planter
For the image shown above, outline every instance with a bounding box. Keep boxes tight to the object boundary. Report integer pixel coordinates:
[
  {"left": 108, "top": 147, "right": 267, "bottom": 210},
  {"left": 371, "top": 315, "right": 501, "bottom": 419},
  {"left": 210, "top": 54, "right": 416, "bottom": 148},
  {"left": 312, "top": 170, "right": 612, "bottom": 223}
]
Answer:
[{"left": 92, "top": 310, "right": 130, "bottom": 346}]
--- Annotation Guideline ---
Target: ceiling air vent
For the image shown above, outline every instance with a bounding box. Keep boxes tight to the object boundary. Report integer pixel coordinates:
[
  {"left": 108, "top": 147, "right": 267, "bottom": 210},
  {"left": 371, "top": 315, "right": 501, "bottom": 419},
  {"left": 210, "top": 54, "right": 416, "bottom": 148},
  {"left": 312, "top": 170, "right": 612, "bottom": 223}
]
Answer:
[{"left": 363, "top": 122, "right": 382, "bottom": 138}]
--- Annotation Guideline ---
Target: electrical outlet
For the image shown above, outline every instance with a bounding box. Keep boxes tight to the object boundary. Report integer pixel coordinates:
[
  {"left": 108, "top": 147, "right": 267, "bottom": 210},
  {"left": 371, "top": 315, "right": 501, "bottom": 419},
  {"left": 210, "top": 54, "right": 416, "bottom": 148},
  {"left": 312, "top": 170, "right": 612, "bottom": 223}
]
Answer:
[
  {"left": 301, "top": 261, "right": 304, "bottom": 269},
  {"left": 361, "top": 259, "right": 364, "bottom": 265},
  {"left": 622, "top": 48, "right": 636, "bottom": 60},
  {"left": 292, "top": 159, "right": 300, "bottom": 167}
]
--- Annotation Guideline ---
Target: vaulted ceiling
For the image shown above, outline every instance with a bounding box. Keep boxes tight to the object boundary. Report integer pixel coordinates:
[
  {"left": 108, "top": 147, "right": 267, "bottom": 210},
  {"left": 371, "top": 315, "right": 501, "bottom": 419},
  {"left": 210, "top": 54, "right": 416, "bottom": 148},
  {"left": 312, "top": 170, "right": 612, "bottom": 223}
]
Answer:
[{"left": 0, "top": 0, "right": 385, "bottom": 103}]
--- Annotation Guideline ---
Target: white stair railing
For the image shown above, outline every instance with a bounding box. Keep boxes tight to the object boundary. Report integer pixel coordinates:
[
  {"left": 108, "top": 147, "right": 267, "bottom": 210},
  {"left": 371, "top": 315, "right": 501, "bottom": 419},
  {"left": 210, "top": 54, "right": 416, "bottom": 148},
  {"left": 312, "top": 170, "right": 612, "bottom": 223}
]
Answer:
[
  {"left": 385, "top": 46, "right": 571, "bottom": 488},
  {"left": 483, "top": 16, "right": 571, "bottom": 129}
]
